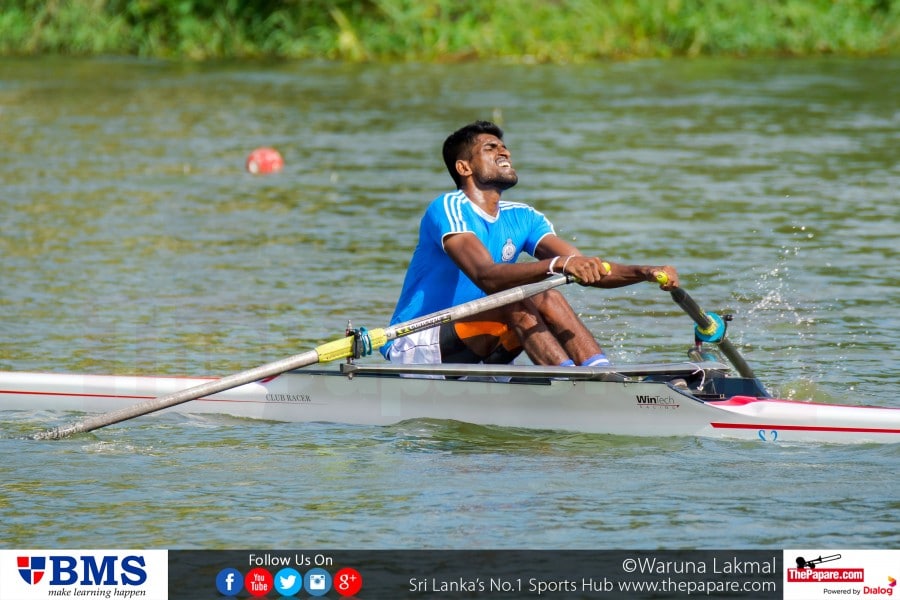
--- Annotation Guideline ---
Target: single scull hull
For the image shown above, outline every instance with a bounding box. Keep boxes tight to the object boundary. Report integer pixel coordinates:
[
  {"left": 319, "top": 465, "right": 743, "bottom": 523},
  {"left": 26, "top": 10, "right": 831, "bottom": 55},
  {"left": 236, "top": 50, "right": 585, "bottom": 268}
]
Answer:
[{"left": 2, "top": 362, "right": 898, "bottom": 443}]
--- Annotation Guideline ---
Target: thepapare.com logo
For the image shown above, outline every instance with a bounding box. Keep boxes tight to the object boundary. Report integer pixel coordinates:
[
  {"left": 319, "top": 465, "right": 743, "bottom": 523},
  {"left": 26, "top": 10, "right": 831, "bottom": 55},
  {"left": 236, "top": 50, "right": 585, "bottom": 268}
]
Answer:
[{"left": 1, "top": 550, "right": 168, "bottom": 600}]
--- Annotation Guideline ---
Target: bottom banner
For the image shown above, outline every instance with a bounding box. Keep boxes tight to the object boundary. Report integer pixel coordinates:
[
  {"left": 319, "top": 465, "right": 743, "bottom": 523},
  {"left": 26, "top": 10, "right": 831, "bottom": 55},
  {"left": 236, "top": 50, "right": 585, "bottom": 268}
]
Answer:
[
  {"left": 167, "top": 550, "right": 783, "bottom": 599},
  {"left": 6, "top": 549, "right": 895, "bottom": 599}
]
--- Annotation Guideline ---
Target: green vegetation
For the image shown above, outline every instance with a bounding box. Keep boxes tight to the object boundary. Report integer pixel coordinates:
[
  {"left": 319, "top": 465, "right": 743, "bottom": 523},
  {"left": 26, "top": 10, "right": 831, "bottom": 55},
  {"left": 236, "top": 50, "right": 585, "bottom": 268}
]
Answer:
[{"left": 1, "top": 0, "right": 898, "bottom": 61}]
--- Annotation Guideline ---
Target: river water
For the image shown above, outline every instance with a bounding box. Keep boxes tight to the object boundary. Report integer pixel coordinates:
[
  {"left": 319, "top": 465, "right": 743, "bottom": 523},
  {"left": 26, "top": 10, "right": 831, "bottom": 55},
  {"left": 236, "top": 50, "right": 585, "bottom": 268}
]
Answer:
[{"left": 0, "top": 57, "right": 897, "bottom": 550}]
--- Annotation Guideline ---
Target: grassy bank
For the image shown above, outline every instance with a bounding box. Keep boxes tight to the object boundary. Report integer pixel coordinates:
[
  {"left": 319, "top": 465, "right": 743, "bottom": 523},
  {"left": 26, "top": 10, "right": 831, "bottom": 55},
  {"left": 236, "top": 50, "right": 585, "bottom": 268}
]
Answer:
[{"left": 1, "top": 0, "right": 898, "bottom": 61}]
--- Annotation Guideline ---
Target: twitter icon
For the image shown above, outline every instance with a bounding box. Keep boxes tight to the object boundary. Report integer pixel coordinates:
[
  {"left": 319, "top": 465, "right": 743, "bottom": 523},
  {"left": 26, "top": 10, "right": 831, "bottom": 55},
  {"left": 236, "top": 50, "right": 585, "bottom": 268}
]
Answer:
[{"left": 274, "top": 567, "right": 303, "bottom": 597}]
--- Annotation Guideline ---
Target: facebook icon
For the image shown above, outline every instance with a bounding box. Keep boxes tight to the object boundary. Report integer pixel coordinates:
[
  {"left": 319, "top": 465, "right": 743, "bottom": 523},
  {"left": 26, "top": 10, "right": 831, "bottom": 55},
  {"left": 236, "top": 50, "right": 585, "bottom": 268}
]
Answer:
[{"left": 216, "top": 568, "right": 244, "bottom": 597}]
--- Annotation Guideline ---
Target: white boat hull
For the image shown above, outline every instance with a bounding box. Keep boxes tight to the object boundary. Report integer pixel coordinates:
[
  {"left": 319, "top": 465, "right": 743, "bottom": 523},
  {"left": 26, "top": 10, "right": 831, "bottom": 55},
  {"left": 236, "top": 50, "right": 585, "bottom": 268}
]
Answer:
[{"left": 2, "top": 362, "right": 898, "bottom": 444}]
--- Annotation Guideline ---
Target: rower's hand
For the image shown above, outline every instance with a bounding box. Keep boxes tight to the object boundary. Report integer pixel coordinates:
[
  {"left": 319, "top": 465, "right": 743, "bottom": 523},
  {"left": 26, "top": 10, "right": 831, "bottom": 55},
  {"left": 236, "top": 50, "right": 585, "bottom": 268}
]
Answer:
[
  {"left": 560, "top": 256, "right": 610, "bottom": 285},
  {"left": 650, "top": 266, "right": 679, "bottom": 291}
]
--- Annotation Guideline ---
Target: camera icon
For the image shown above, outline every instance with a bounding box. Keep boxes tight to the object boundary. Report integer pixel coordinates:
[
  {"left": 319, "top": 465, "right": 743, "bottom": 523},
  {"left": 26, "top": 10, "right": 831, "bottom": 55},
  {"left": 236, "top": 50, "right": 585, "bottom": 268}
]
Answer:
[{"left": 304, "top": 569, "right": 332, "bottom": 596}]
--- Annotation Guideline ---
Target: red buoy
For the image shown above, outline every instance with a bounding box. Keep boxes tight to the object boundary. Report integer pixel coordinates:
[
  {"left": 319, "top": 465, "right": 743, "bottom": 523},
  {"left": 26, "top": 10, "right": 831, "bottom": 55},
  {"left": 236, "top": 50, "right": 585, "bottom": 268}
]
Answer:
[{"left": 245, "top": 147, "right": 284, "bottom": 174}]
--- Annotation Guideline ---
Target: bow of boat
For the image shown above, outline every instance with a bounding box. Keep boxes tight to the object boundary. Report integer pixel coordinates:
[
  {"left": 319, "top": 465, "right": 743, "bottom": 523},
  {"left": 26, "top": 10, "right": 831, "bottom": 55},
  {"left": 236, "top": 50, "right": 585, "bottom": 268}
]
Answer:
[{"left": 704, "top": 395, "right": 900, "bottom": 443}]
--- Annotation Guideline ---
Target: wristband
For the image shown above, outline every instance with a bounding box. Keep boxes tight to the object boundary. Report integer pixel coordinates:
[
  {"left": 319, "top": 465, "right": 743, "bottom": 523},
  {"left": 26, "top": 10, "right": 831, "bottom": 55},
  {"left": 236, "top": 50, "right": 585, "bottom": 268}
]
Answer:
[{"left": 547, "top": 256, "right": 561, "bottom": 275}]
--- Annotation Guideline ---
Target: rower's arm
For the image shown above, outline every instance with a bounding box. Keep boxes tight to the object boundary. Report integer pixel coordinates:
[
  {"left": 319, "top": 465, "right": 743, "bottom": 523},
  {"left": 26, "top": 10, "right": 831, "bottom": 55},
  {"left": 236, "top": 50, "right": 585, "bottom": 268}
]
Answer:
[
  {"left": 444, "top": 232, "right": 556, "bottom": 294},
  {"left": 444, "top": 232, "right": 679, "bottom": 293},
  {"left": 535, "top": 235, "right": 679, "bottom": 290}
]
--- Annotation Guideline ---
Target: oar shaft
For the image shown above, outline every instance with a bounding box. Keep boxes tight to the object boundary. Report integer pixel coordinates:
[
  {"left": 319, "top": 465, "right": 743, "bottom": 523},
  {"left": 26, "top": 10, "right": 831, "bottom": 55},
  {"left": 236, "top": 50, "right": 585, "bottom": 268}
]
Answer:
[
  {"left": 386, "top": 274, "right": 571, "bottom": 341},
  {"left": 34, "top": 275, "right": 572, "bottom": 440},
  {"left": 670, "top": 288, "right": 711, "bottom": 330},
  {"left": 714, "top": 339, "right": 756, "bottom": 379},
  {"left": 669, "top": 288, "right": 755, "bottom": 379}
]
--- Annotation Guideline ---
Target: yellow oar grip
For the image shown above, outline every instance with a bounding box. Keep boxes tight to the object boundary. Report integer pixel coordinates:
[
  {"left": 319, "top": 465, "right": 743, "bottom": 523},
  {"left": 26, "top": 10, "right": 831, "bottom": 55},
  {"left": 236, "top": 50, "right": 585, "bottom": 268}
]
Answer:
[
  {"left": 654, "top": 271, "right": 669, "bottom": 285},
  {"left": 315, "top": 328, "right": 388, "bottom": 363},
  {"left": 601, "top": 261, "right": 611, "bottom": 275}
]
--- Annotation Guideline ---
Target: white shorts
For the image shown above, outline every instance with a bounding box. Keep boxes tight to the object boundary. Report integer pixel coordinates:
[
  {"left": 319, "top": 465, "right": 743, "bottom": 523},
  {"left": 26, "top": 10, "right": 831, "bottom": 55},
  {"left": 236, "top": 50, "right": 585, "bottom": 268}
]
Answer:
[
  {"left": 386, "top": 326, "right": 441, "bottom": 365},
  {"left": 386, "top": 325, "right": 513, "bottom": 382}
]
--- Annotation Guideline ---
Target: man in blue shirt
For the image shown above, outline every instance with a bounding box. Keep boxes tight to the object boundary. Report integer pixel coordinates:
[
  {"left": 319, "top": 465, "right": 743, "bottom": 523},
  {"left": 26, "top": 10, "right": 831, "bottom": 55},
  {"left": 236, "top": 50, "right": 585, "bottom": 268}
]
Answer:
[{"left": 384, "top": 121, "right": 679, "bottom": 366}]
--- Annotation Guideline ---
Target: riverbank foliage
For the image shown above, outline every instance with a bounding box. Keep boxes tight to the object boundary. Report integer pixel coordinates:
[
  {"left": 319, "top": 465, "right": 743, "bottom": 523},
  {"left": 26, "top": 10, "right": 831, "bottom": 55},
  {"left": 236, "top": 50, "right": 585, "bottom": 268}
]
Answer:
[{"left": 1, "top": 0, "right": 898, "bottom": 61}]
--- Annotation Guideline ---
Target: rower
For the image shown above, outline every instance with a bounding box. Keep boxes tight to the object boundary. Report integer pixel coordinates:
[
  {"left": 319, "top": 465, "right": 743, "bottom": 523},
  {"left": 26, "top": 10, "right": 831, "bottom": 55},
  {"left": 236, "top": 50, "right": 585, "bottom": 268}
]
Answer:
[{"left": 382, "top": 120, "right": 679, "bottom": 369}]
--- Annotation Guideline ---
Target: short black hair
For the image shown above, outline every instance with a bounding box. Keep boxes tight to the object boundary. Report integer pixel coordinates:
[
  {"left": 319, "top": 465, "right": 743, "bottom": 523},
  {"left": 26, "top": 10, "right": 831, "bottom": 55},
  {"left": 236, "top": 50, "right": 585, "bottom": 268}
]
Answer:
[{"left": 442, "top": 121, "right": 505, "bottom": 188}]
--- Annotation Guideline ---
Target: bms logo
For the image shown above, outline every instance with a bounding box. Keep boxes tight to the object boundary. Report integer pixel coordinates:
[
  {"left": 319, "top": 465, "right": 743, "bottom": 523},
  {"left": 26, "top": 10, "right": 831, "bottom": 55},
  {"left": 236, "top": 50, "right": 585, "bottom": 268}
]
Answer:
[
  {"left": 15, "top": 555, "right": 147, "bottom": 586},
  {"left": 17, "top": 556, "right": 46, "bottom": 585}
]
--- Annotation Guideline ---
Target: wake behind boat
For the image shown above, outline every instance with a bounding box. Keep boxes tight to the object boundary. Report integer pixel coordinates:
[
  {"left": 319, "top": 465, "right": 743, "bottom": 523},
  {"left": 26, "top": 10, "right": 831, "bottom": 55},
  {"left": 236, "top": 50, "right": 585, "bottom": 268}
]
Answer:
[
  {"left": 6, "top": 277, "right": 899, "bottom": 444},
  {"left": 2, "top": 359, "right": 899, "bottom": 444}
]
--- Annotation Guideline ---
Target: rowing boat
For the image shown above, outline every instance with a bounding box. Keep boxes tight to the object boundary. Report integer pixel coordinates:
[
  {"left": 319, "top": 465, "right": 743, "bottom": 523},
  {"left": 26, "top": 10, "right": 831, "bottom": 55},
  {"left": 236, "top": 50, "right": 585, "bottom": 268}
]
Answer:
[
  {"left": 2, "top": 359, "right": 898, "bottom": 443},
  {"left": 5, "top": 277, "right": 898, "bottom": 443}
]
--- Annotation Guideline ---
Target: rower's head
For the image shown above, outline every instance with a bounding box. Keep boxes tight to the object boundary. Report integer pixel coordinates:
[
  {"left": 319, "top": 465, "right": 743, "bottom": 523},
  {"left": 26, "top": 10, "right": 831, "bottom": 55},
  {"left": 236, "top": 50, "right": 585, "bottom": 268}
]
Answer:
[{"left": 443, "top": 121, "right": 517, "bottom": 191}]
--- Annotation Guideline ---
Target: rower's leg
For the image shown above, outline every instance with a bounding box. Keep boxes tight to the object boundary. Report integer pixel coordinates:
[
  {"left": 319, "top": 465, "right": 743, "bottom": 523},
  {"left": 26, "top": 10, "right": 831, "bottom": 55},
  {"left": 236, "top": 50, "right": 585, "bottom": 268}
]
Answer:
[
  {"left": 439, "top": 292, "right": 602, "bottom": 366},
  {"left": 504, "top": 297, "right": 573, "bottom": 366},
  {"left": 439, "top": 319, "right": 523, "bottom": 363},
  {"left": 528, "top": 290, "right": 604, "bottom": 364},
  {"left": 441, "top": 301, "right": 570, "bottom": 366}
]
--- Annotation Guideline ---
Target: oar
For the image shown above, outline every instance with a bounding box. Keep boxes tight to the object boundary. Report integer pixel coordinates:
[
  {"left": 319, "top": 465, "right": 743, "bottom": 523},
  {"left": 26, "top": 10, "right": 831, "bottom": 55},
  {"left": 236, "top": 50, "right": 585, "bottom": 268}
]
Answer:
[
  {"left": 655, "top": 273, "right": 756, "bottom": 378},
  {"left": 33, "top": 274, "right": 573, "bottom": 440}
]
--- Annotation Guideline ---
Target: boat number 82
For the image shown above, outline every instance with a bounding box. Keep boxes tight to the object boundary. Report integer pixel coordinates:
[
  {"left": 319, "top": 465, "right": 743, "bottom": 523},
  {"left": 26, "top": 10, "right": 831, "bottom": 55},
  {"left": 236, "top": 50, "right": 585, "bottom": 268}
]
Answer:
[{"left": 758, "top": 429, "right": 779, "bottom": 442}]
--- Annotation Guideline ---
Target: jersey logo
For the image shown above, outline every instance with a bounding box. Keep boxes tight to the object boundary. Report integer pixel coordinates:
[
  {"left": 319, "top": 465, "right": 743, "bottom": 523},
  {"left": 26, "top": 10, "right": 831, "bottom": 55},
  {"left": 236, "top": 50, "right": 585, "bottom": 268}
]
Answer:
[{"left": 501, "top": 238, "right": 516, "bottom": 262}]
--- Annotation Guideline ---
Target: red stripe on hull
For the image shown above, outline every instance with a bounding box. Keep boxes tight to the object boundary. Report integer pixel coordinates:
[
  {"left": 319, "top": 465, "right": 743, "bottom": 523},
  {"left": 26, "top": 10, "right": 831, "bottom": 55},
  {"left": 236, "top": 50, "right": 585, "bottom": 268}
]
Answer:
[{"left": 711, "top": 422, "right": 900, "bottom": 435}]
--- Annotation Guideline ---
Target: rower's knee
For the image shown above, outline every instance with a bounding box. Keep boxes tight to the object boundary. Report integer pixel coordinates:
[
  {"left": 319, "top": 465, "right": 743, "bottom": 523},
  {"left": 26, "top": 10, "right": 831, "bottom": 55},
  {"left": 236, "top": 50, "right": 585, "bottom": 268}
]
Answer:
[
  {"left": 530, "top": 289, "right": 577, "bottom": 321},
  {"left": 505, "top": 299, "right": 543, "bottom": 330},
  {"left": 531, "top": 289, "right": 566, "bottom": 309}
]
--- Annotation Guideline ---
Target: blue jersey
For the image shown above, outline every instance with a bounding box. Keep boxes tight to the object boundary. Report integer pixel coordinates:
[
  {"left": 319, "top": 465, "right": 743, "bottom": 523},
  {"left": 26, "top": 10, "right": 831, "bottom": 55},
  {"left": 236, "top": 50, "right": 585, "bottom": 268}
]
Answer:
[{"left": 383, "top": 190, "right": 555, "bottom": 356}]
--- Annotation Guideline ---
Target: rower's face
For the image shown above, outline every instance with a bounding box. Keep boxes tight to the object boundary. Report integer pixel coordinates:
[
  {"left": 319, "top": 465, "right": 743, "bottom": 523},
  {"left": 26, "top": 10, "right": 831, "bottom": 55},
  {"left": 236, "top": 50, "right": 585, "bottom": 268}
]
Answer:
[{"left": 462, "top": 134, "right": 518, "bottom": 190}]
